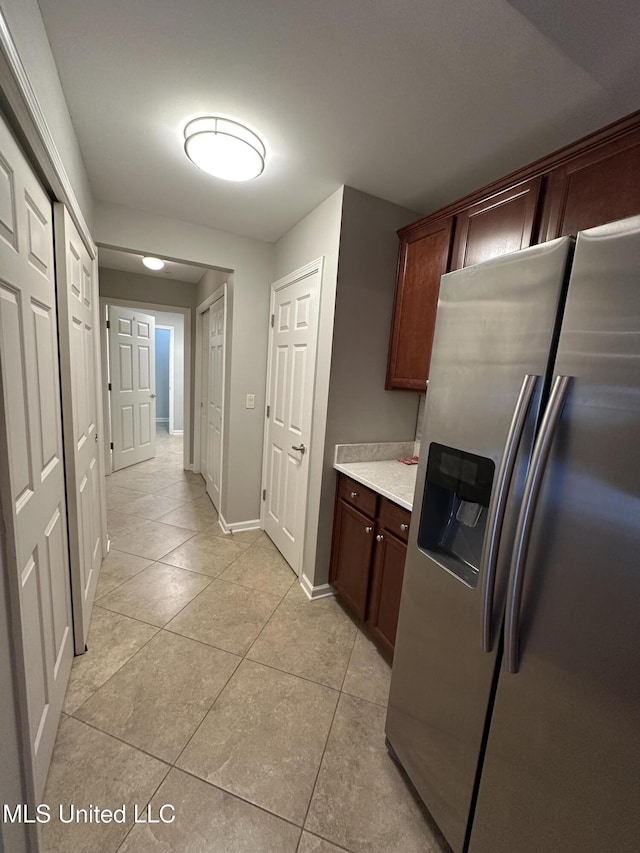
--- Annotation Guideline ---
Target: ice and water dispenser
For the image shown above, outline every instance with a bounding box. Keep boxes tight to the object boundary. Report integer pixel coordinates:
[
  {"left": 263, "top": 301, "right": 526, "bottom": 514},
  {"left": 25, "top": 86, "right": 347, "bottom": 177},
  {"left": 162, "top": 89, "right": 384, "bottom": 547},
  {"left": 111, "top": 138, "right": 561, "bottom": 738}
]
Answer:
[{"left": 417, "top": 443, "right": 495, "bottom": 587}]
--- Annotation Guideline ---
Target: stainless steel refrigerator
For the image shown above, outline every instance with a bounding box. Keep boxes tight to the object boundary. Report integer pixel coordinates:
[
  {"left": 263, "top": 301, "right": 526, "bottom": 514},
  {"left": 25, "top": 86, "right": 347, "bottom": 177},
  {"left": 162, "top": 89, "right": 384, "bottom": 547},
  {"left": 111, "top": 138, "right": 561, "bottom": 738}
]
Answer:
[{"left": 386, "top": 216, "right": 640, "bottom": 853}]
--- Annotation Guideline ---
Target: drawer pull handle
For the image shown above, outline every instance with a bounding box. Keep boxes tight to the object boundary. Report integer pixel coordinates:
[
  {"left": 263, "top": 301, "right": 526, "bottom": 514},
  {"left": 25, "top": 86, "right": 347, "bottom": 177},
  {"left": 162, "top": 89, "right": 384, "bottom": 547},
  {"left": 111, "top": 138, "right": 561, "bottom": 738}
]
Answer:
[
  {"left": 365, "top": 526, "right": 373, "bottom": 534},
  {"left": 400, "top": 523, "right": 409, "bottom": 532},
  {"left": 350, "top": 491, "right": 358, "bottom": 499},
  {"left": 376, "top": 533, "right": 384, "bottom": 542}
]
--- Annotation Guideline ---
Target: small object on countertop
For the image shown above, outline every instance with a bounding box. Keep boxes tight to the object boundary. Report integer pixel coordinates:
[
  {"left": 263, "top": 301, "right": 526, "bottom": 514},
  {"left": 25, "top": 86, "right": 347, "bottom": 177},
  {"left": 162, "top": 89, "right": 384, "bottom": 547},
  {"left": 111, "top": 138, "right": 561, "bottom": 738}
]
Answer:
[{"left": 399, "top": 456, "right": 419, "bottom": 465}]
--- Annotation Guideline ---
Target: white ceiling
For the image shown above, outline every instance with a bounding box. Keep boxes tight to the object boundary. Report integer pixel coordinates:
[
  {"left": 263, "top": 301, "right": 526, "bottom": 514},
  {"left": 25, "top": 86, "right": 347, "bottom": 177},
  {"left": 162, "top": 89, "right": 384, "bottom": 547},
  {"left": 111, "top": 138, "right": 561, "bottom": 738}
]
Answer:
[
  {"left": 38, "top": 0, "right": 639, "bottom": 243},
  {"left": 98, "top": 247, "right": 204, "bottom": 283}
]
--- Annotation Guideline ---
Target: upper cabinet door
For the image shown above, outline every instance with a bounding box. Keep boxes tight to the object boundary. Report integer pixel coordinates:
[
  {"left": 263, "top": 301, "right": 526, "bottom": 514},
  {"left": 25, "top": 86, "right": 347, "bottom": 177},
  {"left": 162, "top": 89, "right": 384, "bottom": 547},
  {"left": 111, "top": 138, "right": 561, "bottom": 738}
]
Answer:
[
  {"left": 386, "top": 216, "right": 453, "bottom": 391},
  {"left": 541, "top": 126, "right": 640, "bottom": 239},
  {"left": 450, "top": 177, "right": 542, "bottom": 271}
]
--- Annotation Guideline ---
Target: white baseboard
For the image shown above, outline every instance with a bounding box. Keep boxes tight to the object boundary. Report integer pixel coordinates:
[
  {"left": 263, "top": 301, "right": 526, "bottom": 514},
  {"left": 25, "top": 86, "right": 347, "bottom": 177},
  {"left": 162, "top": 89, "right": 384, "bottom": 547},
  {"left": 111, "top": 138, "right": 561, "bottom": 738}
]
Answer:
[
  {"left": 218, "top": 514, "right": 261, "bottom": 535},
  {"left": 170, "top": 429, "right": 184, "bottom": 436},
  {"left": 300, "top": 574, "right": 335, "bottom": 601}
]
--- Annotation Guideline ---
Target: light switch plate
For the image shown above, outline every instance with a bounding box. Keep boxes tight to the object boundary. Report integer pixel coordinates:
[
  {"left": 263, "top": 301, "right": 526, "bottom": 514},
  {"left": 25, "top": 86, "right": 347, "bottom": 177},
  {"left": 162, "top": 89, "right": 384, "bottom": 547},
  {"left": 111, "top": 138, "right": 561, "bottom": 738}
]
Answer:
[{"left": 246, "top": 394, "right": 255, "bottom": 409}]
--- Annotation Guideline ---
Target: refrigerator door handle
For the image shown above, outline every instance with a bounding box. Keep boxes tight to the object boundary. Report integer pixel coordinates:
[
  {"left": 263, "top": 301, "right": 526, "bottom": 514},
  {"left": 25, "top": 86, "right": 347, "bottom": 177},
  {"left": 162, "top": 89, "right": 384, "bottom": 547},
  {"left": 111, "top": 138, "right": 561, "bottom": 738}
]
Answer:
[
  {"left": 480, "top": 374, "right": 539, "bottom": 653},
  {"left": 505, "top": 374, "right": 572, "bottom": 673}
]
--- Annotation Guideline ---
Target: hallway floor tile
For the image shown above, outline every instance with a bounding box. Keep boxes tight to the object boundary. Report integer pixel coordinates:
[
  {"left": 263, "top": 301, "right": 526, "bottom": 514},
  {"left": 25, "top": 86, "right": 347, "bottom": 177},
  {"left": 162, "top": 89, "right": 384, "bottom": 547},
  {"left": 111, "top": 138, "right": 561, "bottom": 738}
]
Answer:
[{"left": 43, "top": 429, "right": 448, "bottom": 853}]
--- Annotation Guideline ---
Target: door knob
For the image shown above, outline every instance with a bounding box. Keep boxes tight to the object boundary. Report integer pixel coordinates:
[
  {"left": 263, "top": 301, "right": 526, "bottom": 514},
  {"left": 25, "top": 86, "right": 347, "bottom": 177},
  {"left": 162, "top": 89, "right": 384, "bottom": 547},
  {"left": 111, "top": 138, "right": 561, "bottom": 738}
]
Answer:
[
  {"left": 400, "top": 523, "right": 409, "bottom": 532},
  {"left": 365, "top": 526, "right": 373, "bottom": 534},
  {"left": 350, "top": 491, "right": 358, "bottom": 499},
  {"left": 291, "top": 444, "right": 306, "bottom": 455},
  {"left": 150, "top": 393, "right": 157, "bottom": 398},
  {"left": 376, "top": 534, "right": 384, "bottom": 542}
]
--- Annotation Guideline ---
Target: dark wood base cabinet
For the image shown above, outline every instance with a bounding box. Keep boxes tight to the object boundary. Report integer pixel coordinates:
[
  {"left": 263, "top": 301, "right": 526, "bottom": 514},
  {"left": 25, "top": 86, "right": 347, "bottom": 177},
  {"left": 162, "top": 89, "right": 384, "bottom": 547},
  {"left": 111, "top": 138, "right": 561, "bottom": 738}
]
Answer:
[{"left": 329, "top": 474, "right": 411, "bottom": 658}]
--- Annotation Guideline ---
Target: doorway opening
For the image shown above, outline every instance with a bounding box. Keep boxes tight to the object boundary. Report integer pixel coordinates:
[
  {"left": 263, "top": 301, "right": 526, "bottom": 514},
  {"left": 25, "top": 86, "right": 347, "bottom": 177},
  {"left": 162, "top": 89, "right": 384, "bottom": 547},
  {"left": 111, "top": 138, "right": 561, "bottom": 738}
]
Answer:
[{"left": 155, "top": 326, "right": 173, "bottom": 435}]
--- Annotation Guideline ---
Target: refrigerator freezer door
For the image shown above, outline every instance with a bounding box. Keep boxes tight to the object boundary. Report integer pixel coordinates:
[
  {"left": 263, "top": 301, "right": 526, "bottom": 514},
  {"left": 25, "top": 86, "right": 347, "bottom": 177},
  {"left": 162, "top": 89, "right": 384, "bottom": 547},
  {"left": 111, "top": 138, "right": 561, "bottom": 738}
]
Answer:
[
  {"left": 386, "top": 238, "right": 573, "bottom": 853},
  {"left": 470, "top": 216, "right": 640, "bottom": 853}
]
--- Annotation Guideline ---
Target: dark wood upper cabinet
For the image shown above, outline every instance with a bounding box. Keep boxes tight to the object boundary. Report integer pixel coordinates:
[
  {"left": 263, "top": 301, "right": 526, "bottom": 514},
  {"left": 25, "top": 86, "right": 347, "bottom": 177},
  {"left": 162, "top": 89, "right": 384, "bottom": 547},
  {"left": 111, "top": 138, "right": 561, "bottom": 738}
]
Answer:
[
  {"left": 386, "top": 216, "right": 453, "bottom": 391},
  {"left": 541, "top": 124, "right": 640, "bottom": 239},
  {"left": 386, "top": 111, "right": 640, "bottom": 392},
  {"left": 450, "top": 177, "right": 541, "bottom": 270}
]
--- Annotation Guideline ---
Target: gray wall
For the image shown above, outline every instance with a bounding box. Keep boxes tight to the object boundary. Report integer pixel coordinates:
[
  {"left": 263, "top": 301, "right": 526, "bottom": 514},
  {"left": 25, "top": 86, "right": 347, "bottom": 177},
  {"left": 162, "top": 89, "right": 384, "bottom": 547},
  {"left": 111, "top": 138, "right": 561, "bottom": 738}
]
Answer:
[
  {"left": 99, "top": 266, "right": 197, "bottom": 310},
  {"left": 316, "top": 187, "right": 421, "bottom": 584},
  {"left": 95, "top": 203, "right": 275, "bottom": 525},
  {"left": 0, "top": 0, "right": 94, "bottom": 228}
]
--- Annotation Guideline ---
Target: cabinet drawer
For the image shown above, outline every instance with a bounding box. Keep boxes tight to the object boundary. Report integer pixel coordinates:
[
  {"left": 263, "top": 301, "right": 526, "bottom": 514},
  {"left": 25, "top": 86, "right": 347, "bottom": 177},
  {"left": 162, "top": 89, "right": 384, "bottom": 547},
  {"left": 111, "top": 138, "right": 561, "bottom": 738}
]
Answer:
[
  {"left": 378, "top": 498, "right": 411, "bottom": 543},
  {"left": 338, "top": 475, "right": 378, "bottom": 519}
]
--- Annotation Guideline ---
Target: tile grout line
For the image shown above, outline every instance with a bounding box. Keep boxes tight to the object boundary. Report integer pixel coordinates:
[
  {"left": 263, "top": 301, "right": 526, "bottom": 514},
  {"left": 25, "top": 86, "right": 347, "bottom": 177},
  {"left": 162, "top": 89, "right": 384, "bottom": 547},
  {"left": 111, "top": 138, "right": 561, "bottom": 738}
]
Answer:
[{"left": 62, "top": 434, "right": 382, "bottom": 853}]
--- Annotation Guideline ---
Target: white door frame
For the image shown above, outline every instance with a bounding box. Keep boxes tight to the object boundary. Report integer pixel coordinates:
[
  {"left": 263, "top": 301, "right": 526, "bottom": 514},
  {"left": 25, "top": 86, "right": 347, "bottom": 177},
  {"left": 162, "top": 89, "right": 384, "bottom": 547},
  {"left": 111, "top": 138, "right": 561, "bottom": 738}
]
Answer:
[
  {"left": 100, "top": 297, "right": 192, "bottom": 475},
  {"left": 193, "top": 285, "right": 227, "bottom": 491},
  {"left": 260, "top": 258, "right": 323, "bottom": 573},
  {"left": 155, "top": 324, "right": 175, "bottom": 435}
]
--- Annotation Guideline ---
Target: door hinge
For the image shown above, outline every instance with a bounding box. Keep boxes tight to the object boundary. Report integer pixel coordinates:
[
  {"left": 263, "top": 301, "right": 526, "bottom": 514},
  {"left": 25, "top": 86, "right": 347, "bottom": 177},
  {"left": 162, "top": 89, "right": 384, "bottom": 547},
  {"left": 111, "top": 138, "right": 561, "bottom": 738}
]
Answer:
[
  {"left": 110, "top": 441, "right": 114, "bottom": 450},
  {"left": 262, "top": 489, "right": 266, "bottom": 501},
  {"left": 271, "top": 314, "right": 274, "bottom": 328},
  {"left": 108, "top": 382, "right": 112, "bottom": 391},
  {"left": 266, "top": 405, "right": 270, "bottom": 418},
  {"left": 106, "top": 319, "right": 110, "bottom": 329}
]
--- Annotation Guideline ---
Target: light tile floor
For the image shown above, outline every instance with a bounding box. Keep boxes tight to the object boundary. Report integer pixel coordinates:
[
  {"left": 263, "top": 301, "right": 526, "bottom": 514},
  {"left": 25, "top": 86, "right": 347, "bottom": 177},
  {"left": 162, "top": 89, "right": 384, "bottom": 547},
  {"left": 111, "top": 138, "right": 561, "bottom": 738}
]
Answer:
[{"left": 42, "top": 427, "right": 449, "bottom": 853}]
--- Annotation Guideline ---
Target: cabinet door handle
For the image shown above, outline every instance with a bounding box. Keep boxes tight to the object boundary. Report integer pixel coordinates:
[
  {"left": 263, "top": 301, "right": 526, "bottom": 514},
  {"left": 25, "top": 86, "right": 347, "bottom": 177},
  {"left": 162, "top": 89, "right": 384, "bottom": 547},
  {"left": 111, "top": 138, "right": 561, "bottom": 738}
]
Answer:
[
  {"left": 350, "top": 491, "right": 358, "bottom": 499},
  {"left": 376, "top": 533, "right": 384, "bottom": 542},
  {"left": 400, "top": 523, "right": 408, "bottom": 532},
  {"left": 365, "top": 526, "right": 373, "bottom": 534}
]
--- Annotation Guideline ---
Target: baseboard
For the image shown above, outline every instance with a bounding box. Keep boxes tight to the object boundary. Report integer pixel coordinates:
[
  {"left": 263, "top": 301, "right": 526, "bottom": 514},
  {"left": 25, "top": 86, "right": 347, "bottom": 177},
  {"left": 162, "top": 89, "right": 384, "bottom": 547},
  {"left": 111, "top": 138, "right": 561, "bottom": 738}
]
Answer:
[
  {"left": 218, "top": 514, "right": 261, "bottom": 535},
  {"left": 156, "top": 419, "right": 169, "bottom": 423},
  {"left": 170, "top": 429, "right": 184, "bottom": 436},
  {"left": 300, "top": 574, "right": 335, "bottom": 601}
]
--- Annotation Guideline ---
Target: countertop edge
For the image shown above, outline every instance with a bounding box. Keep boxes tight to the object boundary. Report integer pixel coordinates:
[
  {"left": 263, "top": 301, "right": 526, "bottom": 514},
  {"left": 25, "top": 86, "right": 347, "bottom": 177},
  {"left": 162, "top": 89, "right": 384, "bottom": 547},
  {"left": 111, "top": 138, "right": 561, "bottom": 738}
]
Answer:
[{"left": 334, "top": 462, "right": 414, "bottom": 512}]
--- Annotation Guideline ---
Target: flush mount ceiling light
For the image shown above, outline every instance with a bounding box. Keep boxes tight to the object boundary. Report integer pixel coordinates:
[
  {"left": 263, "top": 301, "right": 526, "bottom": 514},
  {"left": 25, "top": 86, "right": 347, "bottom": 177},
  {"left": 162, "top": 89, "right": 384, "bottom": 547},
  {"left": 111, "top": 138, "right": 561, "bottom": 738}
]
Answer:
[
  {"left": 183, "top": 116, "right": 266, "bottom": 181},
  {"left": 142, "top": 256, "right": 165, "bottom": 270}
]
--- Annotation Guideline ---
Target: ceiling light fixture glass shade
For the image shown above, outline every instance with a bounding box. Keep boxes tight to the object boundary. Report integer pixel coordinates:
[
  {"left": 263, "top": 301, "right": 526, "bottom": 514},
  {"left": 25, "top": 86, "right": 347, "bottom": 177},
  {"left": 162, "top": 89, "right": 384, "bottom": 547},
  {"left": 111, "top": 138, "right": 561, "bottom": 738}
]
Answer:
[
  {"left": 184, "top": 116, "right": 266, "bottom": 181},
  {"left": 142, "top": 256, "right": 165, "bottom": 270}
]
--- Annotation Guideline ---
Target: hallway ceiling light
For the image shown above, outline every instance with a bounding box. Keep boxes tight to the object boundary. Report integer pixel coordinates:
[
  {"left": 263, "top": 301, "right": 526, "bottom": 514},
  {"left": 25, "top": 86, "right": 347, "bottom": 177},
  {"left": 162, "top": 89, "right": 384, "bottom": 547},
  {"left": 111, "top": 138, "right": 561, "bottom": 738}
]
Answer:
[
  {"left": 142, "top": 256, "right": 165, "bottom": 270},
  {"left": 183, "top": 116, "right": 266, "bottom": 181}
]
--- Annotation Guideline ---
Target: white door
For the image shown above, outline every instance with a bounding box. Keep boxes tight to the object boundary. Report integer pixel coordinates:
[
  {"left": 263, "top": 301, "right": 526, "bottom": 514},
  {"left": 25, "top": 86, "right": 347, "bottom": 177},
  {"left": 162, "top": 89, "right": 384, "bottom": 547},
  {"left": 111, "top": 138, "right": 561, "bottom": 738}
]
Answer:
[
  {"left": 0, "top": 114, "right": 73, "bottom": 797},
  {"left": 199, "top": 308, "right": 209, "bottom": 476},
  {"left": 109, "top": 305, "right": 156, "bottom": 471},
  {"left": 54, "top": 205, "right": 104, "bottom": 654},
  {"left": 206, "top": 297, "right": 224, "bottom": 510},
  {"left": 262, "top": 263, "right": 321, "bottom": 573}
]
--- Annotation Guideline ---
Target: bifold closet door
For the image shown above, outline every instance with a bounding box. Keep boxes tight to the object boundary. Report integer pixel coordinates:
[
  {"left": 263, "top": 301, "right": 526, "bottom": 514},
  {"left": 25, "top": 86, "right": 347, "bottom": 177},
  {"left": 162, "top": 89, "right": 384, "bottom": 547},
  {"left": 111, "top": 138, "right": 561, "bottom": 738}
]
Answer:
[
  {"left": 0, "top": 113, "right": 74, "bottom": 798},
  {"left": 54, "top": 204, "right": 104, "bottom": 655},
  {"left": 206, "top": 297, "right": 224, "bottom": 510}
]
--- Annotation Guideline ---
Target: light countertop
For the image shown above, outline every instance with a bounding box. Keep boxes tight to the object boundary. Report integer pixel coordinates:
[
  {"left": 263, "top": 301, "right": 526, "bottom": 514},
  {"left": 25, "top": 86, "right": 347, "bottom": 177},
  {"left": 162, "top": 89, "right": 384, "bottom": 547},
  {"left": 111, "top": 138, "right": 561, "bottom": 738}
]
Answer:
[{"left": 334, "top": 445, "right": 418, "bottom": 511}]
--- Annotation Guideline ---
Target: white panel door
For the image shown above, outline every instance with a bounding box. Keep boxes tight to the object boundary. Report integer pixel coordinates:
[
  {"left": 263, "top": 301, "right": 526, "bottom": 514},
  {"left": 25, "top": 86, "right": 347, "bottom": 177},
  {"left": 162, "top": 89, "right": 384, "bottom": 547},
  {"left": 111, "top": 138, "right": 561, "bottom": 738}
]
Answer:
[
  {"left": 0, "top": 114, "right": 73, "bottom": 798},
  {"left": 199, "top": 308, "right": 209, "bottom": 477},
  {"left": 206, "top": 298, "right": 224, "bottom": 510},
  {"left": 109, "top": 305, "right": 156, "bottom": 471},
  {"left": 54, "top": 205, "right": 104, "bottom": 654},
  {"left": 263, "top": 266, "right": 320, "bottom": 573}
]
